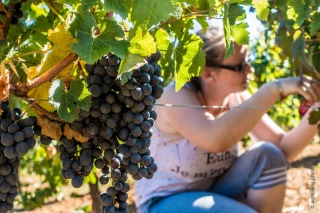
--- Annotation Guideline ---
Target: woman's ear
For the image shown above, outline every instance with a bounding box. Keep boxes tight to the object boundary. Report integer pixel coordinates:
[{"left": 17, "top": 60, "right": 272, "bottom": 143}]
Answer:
[{"left": 201, "top": 67, "right": 215, "bottom": 81}]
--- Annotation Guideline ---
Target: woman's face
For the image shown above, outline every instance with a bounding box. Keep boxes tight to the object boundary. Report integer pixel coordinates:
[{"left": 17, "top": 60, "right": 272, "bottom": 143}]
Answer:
[{"left": 210, "top": 44, "right": 253, "bottom": 92}]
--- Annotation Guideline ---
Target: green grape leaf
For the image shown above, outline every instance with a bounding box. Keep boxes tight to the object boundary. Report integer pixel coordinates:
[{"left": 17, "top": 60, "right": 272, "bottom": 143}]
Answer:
[
  {"left": 315, "top": 0, "right": 320, "bottom": 8},
  {"left": 292, "top": 30, "right": 305, "bottom": 58},
  {"left": 174, "top": 30, "right": 206, "bottom": 91},
  {"left": 312, "top": 52, "right": 320, "bottom": 72},
  {"left": 103, "top": 0, "right": 133, "bottom": 19},
  {"left": 49, "top": 79, "right": 92, "bottom": 123},
  {"left": 229, "top": 0, "right": 252, "bottom": 4},
  {"left": 231, "top": 22, "right": 249, "bottom": 45},
  {"left": 308, "top": 110, "right": 320, "bottom": 125},
  {"left": 131, "top": 0, "right": 176, "bottom": 30},
  {"left": 56, "top": 0, "right": 81, "bottom": 4},
  {"left": 228, "top": 3, "right": 246, "bottom": 24},
  {"left": 276, "top": 22, "right": 293, "bottom": 57},
  {"left": 70, "top": 7, "right": 127, "bottom": 64},
  {"left": 287, "top": 0, "right": 312, "bottom": 28},
  {"left": 155, "top": 29, "right": 174, "bottom": 80},
  {"left": 223, "top": 4, "right": 234, "bottom": 58},
  {"left": 128, "top": 27, "right": 157, "bottom": 56},
  {"left": 176, "top": 0, "right": 199, "bottom": 7},
  {"left": 118, "top": 71, "right": 134, "bottom": 86},
  {"left": 224, "top": 3, "right": 249, "bottom": 55},
  {"left": 195, "top": 16, "right": 209, "bottom": 33},
  {"left": 82, "top": 0, "right": 99, "bottom": 9},
  {"left": 198, "top": 0, "right": 214, "bottom": 10},
  {"left": 253, "top": 0, "right": 269, "bottom": 21},
  {"left": 310, "top": 13, "right": 320, "bottom": 36},
  {"left": 118, "top": 53, "right": 145, "bottom": 84}
]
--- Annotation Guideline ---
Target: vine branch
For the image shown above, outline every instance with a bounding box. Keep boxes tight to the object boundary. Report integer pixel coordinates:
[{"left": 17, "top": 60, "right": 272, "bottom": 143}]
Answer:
[
  {"left": 26, "top": 52, "right": 78, "bottom": 91},
  {"left": 3, "top": 3, "right": 14, "bottom": 39}
]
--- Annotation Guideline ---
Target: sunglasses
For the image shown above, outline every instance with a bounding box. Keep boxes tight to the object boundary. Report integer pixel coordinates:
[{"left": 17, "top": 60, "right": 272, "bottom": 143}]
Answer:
[{"left": 207, "top": 61, "right": 247, "bottom": 73}]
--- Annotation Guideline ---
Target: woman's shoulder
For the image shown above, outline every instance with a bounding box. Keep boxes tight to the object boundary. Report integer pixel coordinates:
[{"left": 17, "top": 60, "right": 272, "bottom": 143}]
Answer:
[{"left": 161, "top": 81, "right": 199, "bottom": 104}]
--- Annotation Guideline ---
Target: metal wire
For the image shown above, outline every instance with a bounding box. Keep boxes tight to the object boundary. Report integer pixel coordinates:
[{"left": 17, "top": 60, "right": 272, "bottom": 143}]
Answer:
[
  {"left": 154, "top": 103, "right": 318, "bottom": 110},
  {"left": 8, "top": 97, "right": 318, "bottom": 110}
]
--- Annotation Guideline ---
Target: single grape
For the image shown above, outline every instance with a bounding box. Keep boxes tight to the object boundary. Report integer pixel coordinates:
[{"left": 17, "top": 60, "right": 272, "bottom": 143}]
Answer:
[
  {"left": 13, "top": 131, "right": 25, "bottom": 142},
  {"left": 130, "top": 153, "right": 141, "bottom": 164},
  {"left": 71, "top": 176, "right": 84, "bottom": 188},
  {"left": 85, "top": 63, "right": 96, "bottom": 74},
  {"left": 94, "top": 64, "right": 107, "bottom": 76},
  {"left": 1, "top": 133, "right": 14, "bottom": 146},
  {"left": 108, "top": 55, "right": 120, "bottom": 66},
  {"left": 90, "top": 75, "right": 103, "bottom": 85},
  {"left": 16, "top": 142, "right": 29, "bottom": 156},
  {"left": 89, "top": 85, "right": 102, "bottom": 97},
  {"left": 4, "top": 146, "right": 15, "bottom": 159},
  {"left": 7, "top": 124, "right": 19, "bottom": 134},
  {"left": 131, "top": 126, "right": 142, "bottom": 137},
  {"left": 80, "top": 154, "right": 92, "bottom": 166},
  {"left": 133, "top": 114, "right": 144, "bottom": 125},
  {"left": 140, "top": 72, "right": 151, "bottom": 83},
  {"left": 106, "top": 186, "right": 117, "bottom": 196},
  {"left": 106, "top": 65, "right": 118, "bottom": 77},
  {"left": 23, "top": 127, "right": 34, "bottom": 138},
  {"left": 1, "top": 119, "right": 12, "bottom": 131},
  {"left": 0, "top": 164, "right": 11, "bottom": 176},
  {"left": 99, "top": 175, "right": 109, "bottom": 185},
  {"left": 10, "top": 16, "right": 18, "bottom": 25}
]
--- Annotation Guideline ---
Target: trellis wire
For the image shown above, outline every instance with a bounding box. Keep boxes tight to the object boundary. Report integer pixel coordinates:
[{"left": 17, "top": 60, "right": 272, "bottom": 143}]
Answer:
[{"left": 8, "top": 97, "right": 319, "bottom": 110}]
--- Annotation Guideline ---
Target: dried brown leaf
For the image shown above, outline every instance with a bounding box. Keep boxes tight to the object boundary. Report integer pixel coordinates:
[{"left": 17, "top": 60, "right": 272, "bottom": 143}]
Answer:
[
  {"left": 63, "top": 124, "right": 88, "bottom": 143},
  {"left": 37, "top": 115, "right": 62, "bottom": 141}
]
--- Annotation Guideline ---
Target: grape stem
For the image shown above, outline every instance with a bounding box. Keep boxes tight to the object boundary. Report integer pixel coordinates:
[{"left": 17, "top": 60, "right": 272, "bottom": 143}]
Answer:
[{"left": 3, "top": 3, "right": 14, "bottom": 39}]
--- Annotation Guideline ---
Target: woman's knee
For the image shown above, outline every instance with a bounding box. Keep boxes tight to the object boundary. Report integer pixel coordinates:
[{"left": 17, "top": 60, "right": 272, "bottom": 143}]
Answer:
[{"left": 250, "top": 142, "right": 288, "bottom": 163}]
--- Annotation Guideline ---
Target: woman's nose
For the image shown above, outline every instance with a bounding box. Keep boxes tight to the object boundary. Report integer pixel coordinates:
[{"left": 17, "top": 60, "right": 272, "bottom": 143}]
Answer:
[{"left": 245, "top": 64, "right": 254, "bottom": 74}]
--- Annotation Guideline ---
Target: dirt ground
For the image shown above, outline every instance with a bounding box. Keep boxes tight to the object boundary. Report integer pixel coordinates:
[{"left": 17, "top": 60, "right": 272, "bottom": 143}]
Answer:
[{"left": 11, "top": 144, "right": 320, "bottom": 213}]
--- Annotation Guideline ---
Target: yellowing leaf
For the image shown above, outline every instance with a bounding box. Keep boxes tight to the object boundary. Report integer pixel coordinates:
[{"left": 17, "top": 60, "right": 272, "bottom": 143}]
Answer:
[
  {"left": 0, "top": 61, "right": 9, "bottom": 102},
  {"left": 28, "top": 82, "right": 54, "bottom": 112},
  {"left": 7, "top": 59, "right": 20, "bottom": 79},
  {"left": 128, "top": 27, "right": 156, "bottom": 56},
  {"left": 26, "top": 65, "right": 41, "bottom": 80},
  {"left": 39, "top": 22, "right": 77, "bottom": 79}
]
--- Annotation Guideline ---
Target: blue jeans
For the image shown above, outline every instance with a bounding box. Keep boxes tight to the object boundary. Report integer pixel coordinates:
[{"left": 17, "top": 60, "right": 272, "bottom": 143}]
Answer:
[{"left": 138, "top": 142, "right": 290, "bottom": 213}]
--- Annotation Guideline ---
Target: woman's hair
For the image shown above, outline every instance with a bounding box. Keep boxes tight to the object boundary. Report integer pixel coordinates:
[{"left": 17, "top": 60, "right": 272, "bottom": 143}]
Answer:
[{"left": 189, "top": 22, "right": 226, "bottom": 91}]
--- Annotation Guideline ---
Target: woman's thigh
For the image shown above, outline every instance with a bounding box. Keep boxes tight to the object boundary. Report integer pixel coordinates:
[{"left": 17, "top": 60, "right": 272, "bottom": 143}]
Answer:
[{"left": 148, "top": 191, "right": 257, "bottom": 213}]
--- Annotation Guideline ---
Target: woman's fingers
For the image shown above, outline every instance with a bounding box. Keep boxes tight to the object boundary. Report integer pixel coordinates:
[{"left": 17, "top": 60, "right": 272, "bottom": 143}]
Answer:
[{"left": 299, "top": 76, "right": 320, "bottom": 104}]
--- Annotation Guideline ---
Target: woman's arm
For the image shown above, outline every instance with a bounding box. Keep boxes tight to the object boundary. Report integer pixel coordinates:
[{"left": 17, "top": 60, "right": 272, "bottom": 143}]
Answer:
[
  {"left": 158, "top": 81, "right": 283, "bottom": 153},
  {"left": 240, "top": 90, "right": 319, "bottom": 163},
  {"left": 278, "top": 106, "right": 319, "bottom": 162},
  {"left": 158, "top": 77, "right": 319, "bottom": 153}
]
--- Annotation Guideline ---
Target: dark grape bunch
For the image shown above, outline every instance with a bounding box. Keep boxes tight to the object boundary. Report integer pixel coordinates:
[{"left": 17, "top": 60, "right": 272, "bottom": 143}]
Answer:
[
  {"left": 0, "top": 2, "right": 23, "bottom": 25},
  {"left": 0, "top": 102, "right": 37, "bottom": 213},
  {"left": 59, "top": 136, "right": 103, "bottom": 188},
  {"left": 66, "top": 51, "right": 163, "bottom": 213}
]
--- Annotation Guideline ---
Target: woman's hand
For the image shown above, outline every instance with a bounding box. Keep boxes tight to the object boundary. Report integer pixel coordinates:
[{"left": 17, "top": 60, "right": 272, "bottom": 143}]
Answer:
[{"left": 277, "top": 76, "right": 320, "bottom": 104}]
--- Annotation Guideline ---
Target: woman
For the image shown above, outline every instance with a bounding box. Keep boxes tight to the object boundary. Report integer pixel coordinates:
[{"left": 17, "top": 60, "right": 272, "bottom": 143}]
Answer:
[{"left": 134, "top": 24, "right": 320, "bottom": 213}]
